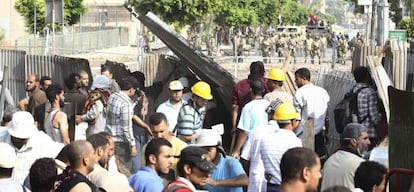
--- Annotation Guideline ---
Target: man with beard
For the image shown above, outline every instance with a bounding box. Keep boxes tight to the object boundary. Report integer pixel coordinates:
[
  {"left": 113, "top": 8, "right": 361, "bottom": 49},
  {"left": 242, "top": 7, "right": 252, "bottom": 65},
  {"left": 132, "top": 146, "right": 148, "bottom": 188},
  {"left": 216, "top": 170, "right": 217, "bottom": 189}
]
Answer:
[
  {"left": 279, "top": 147, "right": 322, "bottom": 192},
  {"left": 19, "top": 74, "right": 47, "bottom": 114},
  {"left": 87, "top": 133, "right": 133, "bottom": 192},
  {"left": 129, "top": 138, "right": 173, "bottom": 192},
  {"left": 64, "top": 73, "right": 87, "bottom": 115},
  {"left": 44, "top": 84, "right": 69, "bottom": 144},
  {"left": 78, "top": 70, "right": 90, "bottom": 97},
  {"left": 105, "top": 78, "right": 138, "bottom": 176},
  {"left": 320, "top": 123, "right": 370, "bottom": 190},
  {"left": 156, "top": 80, "right": 186, "bottom": 133}
]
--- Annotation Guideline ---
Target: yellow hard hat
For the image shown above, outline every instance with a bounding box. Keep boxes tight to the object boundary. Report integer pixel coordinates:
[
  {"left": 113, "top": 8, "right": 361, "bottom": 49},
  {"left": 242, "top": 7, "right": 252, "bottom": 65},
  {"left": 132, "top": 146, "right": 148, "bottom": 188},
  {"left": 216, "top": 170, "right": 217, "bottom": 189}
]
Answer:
[
  {"left": 266, "top": 68, "right": 285, "bottom": 81},
  {"left": 273, "top": 103, "right": 298, "bottom": 121},
  {"left": 191, "top": 81, "right": 213, "bottom": 100}
]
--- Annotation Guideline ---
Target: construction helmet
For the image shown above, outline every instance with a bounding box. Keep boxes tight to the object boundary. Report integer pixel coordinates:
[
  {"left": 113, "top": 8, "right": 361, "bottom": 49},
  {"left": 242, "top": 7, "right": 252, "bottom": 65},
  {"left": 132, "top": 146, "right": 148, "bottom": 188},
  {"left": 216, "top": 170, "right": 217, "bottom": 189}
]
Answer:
[
  {"left": 266, "top": 68, "right": 285, "bottom": 81},
  {"left": 191, "top": 81, "right": 213, "bottom": 100},
  {"left": 273, "top": 103, "right": 298, "bottom": 121}
]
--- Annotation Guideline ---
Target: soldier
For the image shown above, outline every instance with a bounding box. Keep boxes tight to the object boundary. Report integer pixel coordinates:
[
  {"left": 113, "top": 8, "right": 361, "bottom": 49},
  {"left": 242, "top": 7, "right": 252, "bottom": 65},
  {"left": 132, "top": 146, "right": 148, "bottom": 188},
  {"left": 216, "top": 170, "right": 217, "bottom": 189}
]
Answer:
[
  {"left": 261, "top": 34, "right": 273, "bottom": 63},
  {"left": 310, "top": 36, "right": 321, "bottom": 64},
  {"left": 186, "top": 28, "right": 193, "bottom": 43},
  {"left": 304, "top": 35, "right": 313, "bottom": 64},
  {"left": 337, "top": 35, "right": 347, "bottom": 64},
  {"left": 275, "top": 35, "right": 285, "bottom": 63},
  {"left": 287, "top": 34, "right": 297, "bottom": 63},
  {"left": 236, "top": 33, "right": 246, "bottom": 62},
  {"left": 143, "top": 28, "right": 152, "bottom": 53},
  {"left": 206, "top": 34, "right": 217, "bottom": 56}
]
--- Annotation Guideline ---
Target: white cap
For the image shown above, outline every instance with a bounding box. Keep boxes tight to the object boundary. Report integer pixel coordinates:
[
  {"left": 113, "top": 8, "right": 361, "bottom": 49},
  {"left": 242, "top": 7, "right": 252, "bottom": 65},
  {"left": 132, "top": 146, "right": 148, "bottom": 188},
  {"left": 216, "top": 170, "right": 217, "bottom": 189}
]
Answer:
[
  {"left": 8, "top": 111, "right": 37, "bottom": 139},
  {"left": 178, "top": 77, "right": 189, "bottom": 88},
  {"left": 0, "top": 142, "right": 17, "bottom": 168},
  {"left": 169, "top": 80, "right": 184, "bottom": 91},
  {"left": 194, "top": 129, "right": 222, "bottom": 147}
]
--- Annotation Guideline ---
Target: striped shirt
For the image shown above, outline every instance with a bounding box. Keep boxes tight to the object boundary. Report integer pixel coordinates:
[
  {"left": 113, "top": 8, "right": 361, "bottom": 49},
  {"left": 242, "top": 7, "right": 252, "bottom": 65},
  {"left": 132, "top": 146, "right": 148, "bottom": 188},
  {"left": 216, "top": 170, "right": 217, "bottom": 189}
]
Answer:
[
  {"left": 105, "top": 91, "right": 136, "bottom": 146},
  {"left": 260, "top": 129, "right": 302, "bottom": 185},
  {"left": 176, "top": 99, "right": 205, "bottom": 137},
  {"left": 352, "top": 83, "right": 382, "bottom": 138}
]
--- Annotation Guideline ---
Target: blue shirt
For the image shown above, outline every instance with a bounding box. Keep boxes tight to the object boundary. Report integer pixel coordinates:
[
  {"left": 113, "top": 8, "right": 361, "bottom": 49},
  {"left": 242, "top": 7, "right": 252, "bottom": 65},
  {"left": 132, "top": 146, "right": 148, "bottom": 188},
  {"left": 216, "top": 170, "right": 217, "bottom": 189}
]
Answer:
[
  {"left": 129, "top": 166, "right": 164, "bottom": 192},
  {"left": 156, "top": 99, "right": 186, "bottom": 132},
  {"left": 204, "top": 154, "right": 246, "bottom": 192}
]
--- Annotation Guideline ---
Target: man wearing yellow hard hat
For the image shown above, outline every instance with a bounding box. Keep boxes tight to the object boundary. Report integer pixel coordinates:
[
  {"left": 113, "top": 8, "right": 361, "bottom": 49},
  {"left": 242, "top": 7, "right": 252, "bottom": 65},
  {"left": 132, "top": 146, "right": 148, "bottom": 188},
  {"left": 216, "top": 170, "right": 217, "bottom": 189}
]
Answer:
[
  {"left": 264, "top": 68, "right": 293, "bottom": 103},
  {"left": 256, "top": 102, "right": 302, "bottom": 192},
  {"left": 175, "top": 81, "right": 213, "bottom": 143}
]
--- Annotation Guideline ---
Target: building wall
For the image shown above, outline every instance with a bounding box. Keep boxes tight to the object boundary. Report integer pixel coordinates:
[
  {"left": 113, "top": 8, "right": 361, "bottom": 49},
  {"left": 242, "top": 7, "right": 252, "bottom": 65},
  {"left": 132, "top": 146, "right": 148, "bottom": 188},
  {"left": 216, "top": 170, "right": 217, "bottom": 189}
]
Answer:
[{"left": 0, "top": 0, "right": 29, "bottom": 45}]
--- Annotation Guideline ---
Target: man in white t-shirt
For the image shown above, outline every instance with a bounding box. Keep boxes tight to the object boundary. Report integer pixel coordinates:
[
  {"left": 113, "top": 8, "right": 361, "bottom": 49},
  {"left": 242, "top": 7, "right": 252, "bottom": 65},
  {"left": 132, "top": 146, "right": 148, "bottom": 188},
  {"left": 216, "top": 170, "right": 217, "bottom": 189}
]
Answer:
[{"left": 156, "top": 80, "right": 186, "bottom": 133}]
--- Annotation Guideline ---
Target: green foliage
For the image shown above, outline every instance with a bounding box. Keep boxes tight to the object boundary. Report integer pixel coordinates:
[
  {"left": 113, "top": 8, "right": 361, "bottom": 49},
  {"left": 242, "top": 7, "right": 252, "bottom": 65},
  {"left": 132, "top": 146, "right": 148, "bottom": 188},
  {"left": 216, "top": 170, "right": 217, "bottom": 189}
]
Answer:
[
  {"left": 132, "top": 0, "right": 221, "bottom": 28},
  {"left": 133, "top": 0, "right": 310, "bottom": 28},
  {"left": 215, "top": 0, "right": 259, "bottom": 27},
  {"left": 326, "top": 0, "right": 350, "bottom": 25},
  {"left": 399, "top": 18, "right": 414, "bottom": 38},
  {"left": 316, "top": 12, "right": 336, "bottom": 24},
  {"left": 14, "top": 0, "right": 87, "bottom": 34},
  {"left": 280, "top": 0, "right": 310, "bottom": 25}
]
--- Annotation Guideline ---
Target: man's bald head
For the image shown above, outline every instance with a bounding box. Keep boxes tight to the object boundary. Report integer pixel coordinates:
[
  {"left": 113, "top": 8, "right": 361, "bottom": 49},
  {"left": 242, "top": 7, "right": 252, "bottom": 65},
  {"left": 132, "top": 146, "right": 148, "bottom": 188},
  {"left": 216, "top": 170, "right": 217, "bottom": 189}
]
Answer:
[{"left": 66, "top": 140, "right": 95, "bottom": 168}]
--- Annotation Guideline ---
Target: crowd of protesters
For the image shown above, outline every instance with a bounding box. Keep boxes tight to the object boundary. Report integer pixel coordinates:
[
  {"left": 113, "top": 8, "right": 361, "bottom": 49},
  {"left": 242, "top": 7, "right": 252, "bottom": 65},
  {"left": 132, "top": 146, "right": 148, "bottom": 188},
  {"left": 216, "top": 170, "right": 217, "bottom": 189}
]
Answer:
[{"left": 0, "top": 61, "right": 389, "bottom": 192}]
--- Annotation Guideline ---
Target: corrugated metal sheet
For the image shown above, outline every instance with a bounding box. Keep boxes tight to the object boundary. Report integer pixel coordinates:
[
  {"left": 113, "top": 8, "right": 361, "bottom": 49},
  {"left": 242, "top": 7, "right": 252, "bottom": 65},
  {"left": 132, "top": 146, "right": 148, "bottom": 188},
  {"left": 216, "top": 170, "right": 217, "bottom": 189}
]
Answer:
[
  {"left": 388, "top": 86, "right": 414, "bottom": 191},
  {"left": 314, "top": 67, "right": 355, "bottom": 155},
  {"left": 0, "top": 49, "right": 26, "bottom": 104},
  {"left": 352, "top": 45, "right": 382, "bottom": 71},
  {"left": 25, "top": 55, "right": 92, "bottom": 91},
  {"left": 0, "top": 49, "right": 92, "bottom": 107}
]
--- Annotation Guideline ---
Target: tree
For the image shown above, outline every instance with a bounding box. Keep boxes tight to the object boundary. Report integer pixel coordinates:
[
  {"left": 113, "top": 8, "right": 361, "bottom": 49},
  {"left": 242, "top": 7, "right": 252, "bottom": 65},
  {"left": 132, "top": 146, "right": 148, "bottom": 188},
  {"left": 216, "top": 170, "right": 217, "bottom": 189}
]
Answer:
[
  {"left": 14, "top": 0, "right": 87, "bottom": 34},
  {"left": 399, "top": 18, "right": 414, "bottom": 38},
  {"left": 215, "top": 0, "right": 259, "bottom": 27},
  {"left": 326, "top": 0, "right": 350, "bottom": 25},
  {"left": 280, "top": 0, "right": 310, "bottom": 25},
  {"left": 132, "top": 0, "right": 222, "bottom": 29},
  {"left": 133, "top": 0, "right": 310, "bottom": 28}
]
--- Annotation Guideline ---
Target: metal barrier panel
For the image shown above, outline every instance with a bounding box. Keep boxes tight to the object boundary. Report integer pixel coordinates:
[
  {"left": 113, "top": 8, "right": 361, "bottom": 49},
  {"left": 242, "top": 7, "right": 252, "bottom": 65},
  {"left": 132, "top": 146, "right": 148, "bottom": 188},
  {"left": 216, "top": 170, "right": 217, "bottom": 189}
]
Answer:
[
  {"left": 314, "top": 68, "right": 355, "bottom": 155},
  {"left": 25, "top": 55, "right": 92, "bottom": 90},
  {"left": 14, "top": 29, "right": 126, "bottom": 55},
  {"left": 352, "top": 45, "right": 382, "bottom": 71},
  {"left": 0, "top": 49, "right": 27, "bottom": 105}
]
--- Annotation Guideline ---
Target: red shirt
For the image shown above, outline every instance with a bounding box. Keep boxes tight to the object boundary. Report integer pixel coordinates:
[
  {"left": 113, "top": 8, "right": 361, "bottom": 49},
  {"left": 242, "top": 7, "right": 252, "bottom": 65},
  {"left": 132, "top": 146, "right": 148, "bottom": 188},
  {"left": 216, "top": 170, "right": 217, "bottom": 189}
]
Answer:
[{"left": 231, "top": 77, "right": 268, "bottom": 109}]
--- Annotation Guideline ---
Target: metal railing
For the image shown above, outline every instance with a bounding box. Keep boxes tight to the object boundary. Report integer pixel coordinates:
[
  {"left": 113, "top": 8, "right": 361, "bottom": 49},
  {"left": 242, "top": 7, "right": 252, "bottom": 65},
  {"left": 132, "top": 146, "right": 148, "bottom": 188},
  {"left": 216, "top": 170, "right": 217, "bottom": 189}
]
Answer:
[{"left": 14, "top": 28, "right": 128, "bottom": 56}]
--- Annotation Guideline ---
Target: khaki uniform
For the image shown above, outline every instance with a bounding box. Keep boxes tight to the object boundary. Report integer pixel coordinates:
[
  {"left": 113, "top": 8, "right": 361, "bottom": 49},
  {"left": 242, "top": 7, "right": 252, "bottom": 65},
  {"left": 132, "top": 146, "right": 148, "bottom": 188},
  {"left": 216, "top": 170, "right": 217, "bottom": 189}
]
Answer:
[
  {"left": 261, "top": 36, "right": 273, "bottom": 63},
  {"left": 337, "top": 38, "right": 347, "bottom": 64},
  {"left": 206, "top": 36, "right": 216, "bottom": 56},
  {"left": 304, "top": 37, "right": 313, "bottom": 63},
  {"left": 311, "top": 38, "right": 321, "bottom": 64}
]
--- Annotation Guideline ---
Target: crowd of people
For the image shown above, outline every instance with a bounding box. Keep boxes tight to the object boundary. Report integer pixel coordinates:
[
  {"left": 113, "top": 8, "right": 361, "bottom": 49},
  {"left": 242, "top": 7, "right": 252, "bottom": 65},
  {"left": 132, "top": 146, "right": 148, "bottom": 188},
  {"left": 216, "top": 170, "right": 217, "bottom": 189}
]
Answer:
[{"left": 0, "top": 60, "right": 388, "bottom": 192}]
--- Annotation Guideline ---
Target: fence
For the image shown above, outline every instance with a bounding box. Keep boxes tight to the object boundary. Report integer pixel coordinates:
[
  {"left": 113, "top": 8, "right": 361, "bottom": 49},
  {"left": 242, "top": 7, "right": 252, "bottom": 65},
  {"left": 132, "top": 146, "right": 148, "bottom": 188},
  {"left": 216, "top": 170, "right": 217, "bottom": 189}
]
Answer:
[
  {"left": 14, "top": 28, "right": 128, "bottom": 56},
  {"left": 0, "top": 49, "right": 92, "bottom": 107},
  {"left": 314, "top": 68, "right": 356, "bottom": 155},
  {"left": 81, "top": 6, "right": 131, "bottom": 25}
]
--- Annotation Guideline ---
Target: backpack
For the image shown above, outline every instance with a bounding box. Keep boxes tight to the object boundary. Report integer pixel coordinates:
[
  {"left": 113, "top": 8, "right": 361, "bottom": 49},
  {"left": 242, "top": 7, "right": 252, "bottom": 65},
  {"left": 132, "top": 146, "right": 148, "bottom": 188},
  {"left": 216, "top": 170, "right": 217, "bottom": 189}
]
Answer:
[{"left": 334, "top": 87, "right": 368, "bottom": 134}]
